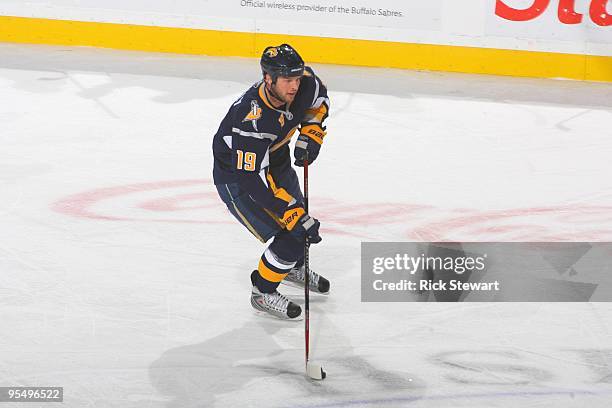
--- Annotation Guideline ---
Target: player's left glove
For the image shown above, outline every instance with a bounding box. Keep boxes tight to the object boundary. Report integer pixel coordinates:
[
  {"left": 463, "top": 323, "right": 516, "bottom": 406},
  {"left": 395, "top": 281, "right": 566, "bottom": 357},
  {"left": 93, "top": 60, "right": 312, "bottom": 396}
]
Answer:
[{"left": 294, "top": 124, "right": 326, "bottom": 167}]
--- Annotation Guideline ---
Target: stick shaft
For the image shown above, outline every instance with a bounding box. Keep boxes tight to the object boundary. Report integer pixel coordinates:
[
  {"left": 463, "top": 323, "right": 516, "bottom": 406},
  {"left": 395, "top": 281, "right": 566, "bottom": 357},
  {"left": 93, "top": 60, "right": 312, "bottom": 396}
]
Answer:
[{"left": 304, "top": 155, "right": 310, "bottom": 366}]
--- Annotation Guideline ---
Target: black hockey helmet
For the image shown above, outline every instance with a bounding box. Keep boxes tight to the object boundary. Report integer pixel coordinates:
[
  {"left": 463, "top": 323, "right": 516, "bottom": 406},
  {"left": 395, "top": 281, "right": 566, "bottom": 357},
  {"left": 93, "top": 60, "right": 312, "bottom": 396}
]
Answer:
[{"left": 260, "top": 44, "right": 304, "bottom": 82}]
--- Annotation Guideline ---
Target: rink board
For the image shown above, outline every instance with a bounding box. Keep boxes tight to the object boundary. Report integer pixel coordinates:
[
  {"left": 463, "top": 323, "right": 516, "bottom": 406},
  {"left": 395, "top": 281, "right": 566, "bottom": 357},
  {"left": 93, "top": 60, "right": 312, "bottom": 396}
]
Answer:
[{"left": 0, "top": 15, "right": 611, "bottom": 82}]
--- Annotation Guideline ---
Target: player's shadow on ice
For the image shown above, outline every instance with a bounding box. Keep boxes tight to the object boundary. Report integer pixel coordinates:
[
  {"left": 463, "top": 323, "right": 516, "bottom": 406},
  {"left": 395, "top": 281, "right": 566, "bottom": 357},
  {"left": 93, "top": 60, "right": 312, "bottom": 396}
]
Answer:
[
  {"left": 148, "top": 320, "right": 299, "bottom": 408},
  {"left": 149, "top": 316, "right": 422, "bottom": 407}
]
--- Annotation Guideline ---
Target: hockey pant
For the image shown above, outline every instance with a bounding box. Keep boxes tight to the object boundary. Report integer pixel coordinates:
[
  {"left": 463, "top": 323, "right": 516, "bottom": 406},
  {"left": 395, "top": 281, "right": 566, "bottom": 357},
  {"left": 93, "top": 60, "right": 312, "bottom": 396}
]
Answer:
[{"left": 216, "top": 166, "right": 305, "bottom": 292}]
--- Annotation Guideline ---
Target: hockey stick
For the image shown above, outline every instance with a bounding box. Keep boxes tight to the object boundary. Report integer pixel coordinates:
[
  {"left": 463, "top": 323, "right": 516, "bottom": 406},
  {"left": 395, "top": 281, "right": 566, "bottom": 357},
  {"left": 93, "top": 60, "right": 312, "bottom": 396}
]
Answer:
[{"left": 303, "top": 154, "right": 326, "bottom": 380}]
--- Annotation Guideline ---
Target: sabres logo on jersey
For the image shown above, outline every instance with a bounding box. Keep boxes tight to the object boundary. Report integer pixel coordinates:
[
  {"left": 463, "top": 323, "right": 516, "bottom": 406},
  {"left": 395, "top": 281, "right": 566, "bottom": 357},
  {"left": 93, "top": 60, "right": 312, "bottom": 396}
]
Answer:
[{"left": 243, "top": 100, "right": 262, "bottom": 130}]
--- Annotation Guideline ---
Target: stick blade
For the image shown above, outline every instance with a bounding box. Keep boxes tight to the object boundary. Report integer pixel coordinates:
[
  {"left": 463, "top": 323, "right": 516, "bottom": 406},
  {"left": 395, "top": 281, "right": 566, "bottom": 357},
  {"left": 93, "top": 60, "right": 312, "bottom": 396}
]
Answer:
[{"left": 306, "top": 362, "right": 326, "bottom": 380}]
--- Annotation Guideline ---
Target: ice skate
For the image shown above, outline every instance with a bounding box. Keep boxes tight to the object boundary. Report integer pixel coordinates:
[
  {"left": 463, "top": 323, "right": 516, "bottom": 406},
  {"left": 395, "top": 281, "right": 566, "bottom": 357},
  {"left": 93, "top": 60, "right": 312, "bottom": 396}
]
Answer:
[
  {"left": 250, "top": 270, "right": 302, "bottom": 320},
  {"left": 250, "top": 286, "right": 302, "bottom": 320},
  {"left": 283, "top": 265, "right": 330, "bottom": 294}
]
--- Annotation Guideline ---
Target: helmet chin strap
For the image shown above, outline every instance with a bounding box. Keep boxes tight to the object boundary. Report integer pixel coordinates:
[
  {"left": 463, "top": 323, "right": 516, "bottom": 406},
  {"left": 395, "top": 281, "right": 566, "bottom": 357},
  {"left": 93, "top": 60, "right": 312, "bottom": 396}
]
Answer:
[{"left": 265, "top": 82, "right": 294, "bottom": 120}]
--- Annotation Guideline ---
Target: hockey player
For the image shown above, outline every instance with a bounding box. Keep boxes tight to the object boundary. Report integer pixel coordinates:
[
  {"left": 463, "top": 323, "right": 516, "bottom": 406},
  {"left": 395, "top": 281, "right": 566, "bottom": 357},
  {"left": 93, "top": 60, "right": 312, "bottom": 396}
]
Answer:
[{"left": 212, "top": 44, "right": 331, "bottom": 320}]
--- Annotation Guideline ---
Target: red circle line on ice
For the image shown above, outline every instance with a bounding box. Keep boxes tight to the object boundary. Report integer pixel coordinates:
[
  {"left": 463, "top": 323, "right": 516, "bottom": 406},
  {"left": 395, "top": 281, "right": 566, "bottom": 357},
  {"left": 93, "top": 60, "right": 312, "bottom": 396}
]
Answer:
[
  {"left": 51, "top": 179, "right": 612, "bottom": 240},
  {"left": 51, "top": 179, "right": 230, "bottom": 224}
]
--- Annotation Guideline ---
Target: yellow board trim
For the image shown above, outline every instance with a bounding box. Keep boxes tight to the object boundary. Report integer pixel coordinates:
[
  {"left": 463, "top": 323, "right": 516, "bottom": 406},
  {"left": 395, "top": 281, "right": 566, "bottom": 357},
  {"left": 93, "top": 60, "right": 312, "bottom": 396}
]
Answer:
[{"left": 0, "top": 15, "right": 610, "bottom": 82}]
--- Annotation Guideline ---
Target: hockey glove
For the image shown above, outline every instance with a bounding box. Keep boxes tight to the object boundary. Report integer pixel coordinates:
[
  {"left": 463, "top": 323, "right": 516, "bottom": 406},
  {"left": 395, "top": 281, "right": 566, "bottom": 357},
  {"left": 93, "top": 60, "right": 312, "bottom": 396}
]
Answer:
[
  {"left": 294, "top": 125, "right": 326, "bottom": 167},
  {"left": 282, "top": 205, "right": 322, "bottom": 244}
]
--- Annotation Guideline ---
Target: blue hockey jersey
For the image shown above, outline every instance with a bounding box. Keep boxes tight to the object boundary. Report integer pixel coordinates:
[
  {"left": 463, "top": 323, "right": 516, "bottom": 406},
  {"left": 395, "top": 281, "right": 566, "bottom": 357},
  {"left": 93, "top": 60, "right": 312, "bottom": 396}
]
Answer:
[{"left": 212, "top": 66, "right": 329, "bottom": 216}]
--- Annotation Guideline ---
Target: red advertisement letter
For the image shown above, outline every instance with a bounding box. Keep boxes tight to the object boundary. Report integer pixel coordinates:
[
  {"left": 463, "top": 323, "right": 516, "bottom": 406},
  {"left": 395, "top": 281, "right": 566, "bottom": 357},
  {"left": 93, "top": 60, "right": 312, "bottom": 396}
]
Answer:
[
  {"left": 558, "top": 0, "right": 583, "bottom": 24},
  {"left": 590, "top": 0, "right": 611, "bottom": 26},
  {"left": 495, "top": 0, "right": 550, "bottom": 21}
]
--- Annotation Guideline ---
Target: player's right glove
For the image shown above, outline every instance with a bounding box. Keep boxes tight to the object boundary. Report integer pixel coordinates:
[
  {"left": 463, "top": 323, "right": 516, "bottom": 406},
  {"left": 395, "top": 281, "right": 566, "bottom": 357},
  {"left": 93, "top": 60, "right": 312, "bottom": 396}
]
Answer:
[{"left": 282, "top": 205, "right": 322, "bottom": 243}]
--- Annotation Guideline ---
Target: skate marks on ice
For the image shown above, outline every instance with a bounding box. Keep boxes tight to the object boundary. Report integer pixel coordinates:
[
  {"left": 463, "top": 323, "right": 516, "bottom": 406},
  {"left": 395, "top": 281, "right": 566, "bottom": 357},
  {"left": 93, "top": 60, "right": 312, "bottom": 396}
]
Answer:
[
  {"left": 283, "top": 349, "right": 612, "bottom": 408},
  {"left": 3, "top": 44, "right": 611, "bottom": 110},
  {"left": 274, "top": 347, "right": 612, "bottom": 408},
  {"left": 572, "top": 349, "right": 612, "bottom": 384},
  {"left": 51, "top": 180, "right": 612, "bottom": 241},
  {"left": 0, "top": 44, "right": 251, "bottom": 104},
  {"left": 149, "top": 318, "right": 420, "bottom": 408},
  {"left": 431, "top": 350, "right": 554, "bottom": 386}
]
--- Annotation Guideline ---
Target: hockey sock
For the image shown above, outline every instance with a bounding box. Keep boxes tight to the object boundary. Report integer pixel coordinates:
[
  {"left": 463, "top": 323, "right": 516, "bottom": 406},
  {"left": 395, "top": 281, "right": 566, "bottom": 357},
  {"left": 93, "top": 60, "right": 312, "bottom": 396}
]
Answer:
[{"left": 255, "top": 248, "right": 297, "bottom": 293}]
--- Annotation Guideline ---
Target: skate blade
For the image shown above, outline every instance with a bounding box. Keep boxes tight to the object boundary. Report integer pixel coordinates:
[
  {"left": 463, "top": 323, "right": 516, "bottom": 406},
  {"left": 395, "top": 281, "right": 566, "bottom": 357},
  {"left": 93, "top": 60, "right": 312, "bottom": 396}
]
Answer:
[
  {"left": 281, "top": 280, "right": 330, "bottom": 295},
  {"left": 251, "top": 308, "right": 304, "bottom": 321}
]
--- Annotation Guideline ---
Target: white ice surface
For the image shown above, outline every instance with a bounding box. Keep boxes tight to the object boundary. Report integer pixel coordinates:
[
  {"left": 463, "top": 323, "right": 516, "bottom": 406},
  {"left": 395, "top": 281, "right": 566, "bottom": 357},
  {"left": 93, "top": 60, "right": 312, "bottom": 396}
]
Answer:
[{"left": 1, "top": 43, "right": 612, "bottom": 407}]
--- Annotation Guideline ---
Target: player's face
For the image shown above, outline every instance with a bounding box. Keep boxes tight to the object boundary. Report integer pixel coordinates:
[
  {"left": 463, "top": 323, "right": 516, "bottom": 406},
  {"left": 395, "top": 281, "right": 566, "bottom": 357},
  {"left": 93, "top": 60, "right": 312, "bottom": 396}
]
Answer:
[{"left": 268, "top": 75, "right": 301, "bottom": 104}]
